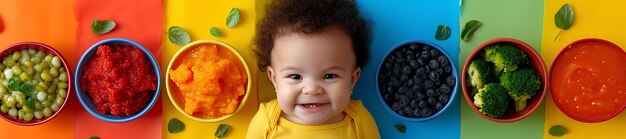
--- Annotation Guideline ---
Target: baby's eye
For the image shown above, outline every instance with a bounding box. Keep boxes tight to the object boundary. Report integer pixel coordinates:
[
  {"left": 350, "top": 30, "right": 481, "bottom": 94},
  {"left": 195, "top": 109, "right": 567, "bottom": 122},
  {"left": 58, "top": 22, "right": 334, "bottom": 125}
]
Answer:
[
  {"left": 289, "top": 74, "right": 302, "bottom": 80},
  {"left": 323, "top": 74, "right": 337, "bottom": 79}
]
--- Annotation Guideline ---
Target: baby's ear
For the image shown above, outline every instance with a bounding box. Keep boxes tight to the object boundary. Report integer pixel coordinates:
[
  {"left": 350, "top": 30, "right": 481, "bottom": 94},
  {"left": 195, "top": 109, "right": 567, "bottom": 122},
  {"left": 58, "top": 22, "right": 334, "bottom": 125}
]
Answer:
[
  {"left": 267, "top": 66, "right": 278, "bottom": 87},
  {"left": 351, "top": 67, "right": 362, "bottom": 88}
]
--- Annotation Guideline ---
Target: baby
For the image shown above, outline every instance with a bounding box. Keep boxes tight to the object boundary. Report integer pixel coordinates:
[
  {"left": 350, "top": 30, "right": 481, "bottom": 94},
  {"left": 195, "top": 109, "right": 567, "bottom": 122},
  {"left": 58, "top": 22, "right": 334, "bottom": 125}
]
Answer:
[{"left": 246, "top": 0, "right": 380, "bottom": 139}]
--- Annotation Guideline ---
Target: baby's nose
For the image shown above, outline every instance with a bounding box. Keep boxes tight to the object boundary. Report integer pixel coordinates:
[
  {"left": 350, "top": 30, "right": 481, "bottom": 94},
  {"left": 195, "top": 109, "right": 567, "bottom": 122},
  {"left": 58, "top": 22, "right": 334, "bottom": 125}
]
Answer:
[{"left": 302, "top": 82, "right": 324, "bottom": 95}]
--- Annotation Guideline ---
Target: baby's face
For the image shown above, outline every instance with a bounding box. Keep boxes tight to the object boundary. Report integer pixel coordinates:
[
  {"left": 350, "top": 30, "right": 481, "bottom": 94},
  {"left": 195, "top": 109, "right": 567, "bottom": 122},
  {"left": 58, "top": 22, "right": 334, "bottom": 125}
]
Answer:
[{"left": 267, "top": 27, "right": 360, "bottom": 125}]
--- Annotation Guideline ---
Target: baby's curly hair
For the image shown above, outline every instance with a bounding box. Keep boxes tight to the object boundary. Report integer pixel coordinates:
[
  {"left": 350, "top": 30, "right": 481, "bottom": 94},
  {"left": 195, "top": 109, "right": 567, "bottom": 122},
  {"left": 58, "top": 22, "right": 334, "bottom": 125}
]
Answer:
[{"left": 254, "top": 0, "right": 371, "bottom": 71}]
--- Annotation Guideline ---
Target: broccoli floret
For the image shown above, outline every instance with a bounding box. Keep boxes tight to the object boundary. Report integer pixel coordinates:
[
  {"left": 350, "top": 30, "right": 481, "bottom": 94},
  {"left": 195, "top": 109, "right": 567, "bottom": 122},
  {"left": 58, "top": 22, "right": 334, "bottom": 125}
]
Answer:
[
  {"left": 473, "top": 83, "right": 510, "bottom": 118},
  {"left": 467, "top": 59, "right": 496, "bottom": 96},
  {"left": 483, "top": 43, "right": 529, "bottom": 73},
  {"left": 499, "top": 67, "right": 541, "bottom": 112}
]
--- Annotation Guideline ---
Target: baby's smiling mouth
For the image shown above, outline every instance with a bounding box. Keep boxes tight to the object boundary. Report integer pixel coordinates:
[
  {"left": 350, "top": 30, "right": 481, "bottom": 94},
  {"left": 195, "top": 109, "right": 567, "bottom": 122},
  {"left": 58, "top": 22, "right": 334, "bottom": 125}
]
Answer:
[{"left": 297, "top": 103, "right": 329, "bottom": 113}]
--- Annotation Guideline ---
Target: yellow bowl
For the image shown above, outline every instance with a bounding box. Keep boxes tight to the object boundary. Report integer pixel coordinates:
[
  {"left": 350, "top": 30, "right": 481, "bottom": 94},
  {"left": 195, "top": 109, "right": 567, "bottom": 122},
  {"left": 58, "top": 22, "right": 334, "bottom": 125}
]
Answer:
[{"left": 166, "top": 40, "right": 251, "bottom": 122}]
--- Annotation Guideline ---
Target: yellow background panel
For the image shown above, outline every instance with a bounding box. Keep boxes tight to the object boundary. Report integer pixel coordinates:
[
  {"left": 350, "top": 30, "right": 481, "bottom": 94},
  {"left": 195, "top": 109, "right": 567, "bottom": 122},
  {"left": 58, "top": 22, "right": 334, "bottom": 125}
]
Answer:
[
  {"left": 542, "top": 0, "right": 626, "bottom": 138},
  {"left": 162, "top": 0, "right": 266, "bottom": 138}
]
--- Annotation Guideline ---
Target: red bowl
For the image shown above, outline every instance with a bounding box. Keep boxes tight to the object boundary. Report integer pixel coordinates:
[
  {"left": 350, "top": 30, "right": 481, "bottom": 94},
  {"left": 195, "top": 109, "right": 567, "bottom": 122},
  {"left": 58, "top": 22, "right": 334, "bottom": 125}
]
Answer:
[
  {"left": 461, "top": 38, "right": 548, "bottom": 123},
  {"left": 549, "top": 38, "right": 626, "bottom": 123},
  {"left": 0, "top": 42, "right": 72, "bottom": 126}
]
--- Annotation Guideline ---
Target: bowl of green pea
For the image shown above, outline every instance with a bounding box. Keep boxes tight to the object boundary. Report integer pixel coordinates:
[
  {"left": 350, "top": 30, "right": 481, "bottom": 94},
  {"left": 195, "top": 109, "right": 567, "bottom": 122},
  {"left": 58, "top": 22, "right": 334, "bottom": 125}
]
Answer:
[{"left": 0, "top": 42, "right": 71, "bottom": 126}]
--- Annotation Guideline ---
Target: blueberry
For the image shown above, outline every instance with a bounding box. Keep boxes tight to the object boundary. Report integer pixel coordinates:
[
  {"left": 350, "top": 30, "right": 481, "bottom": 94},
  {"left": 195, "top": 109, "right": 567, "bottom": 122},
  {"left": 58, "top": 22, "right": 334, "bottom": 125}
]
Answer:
[
  {"left": 418, "top": 100, "right": 428, "bottom": 108},
  {"left": 440, "top": 84, "right": 451, "bottom": 94},
  {"left": 386, "top": 85, "right": 394, "bottom": 93},
  {"left": 422, "top": 45, "right": 431, "bottom": 51},
  {"left": 406, "top": 50, "right": 415, "bottom": 55},
  {"left": 434, "top": 80, "right": 441, "bottom": 86},
  {"left": 424, "top": 80, "right": 434, "bottom": 89},
  {"left": 399, "top": 97, "right": 409, "bottom": 107},
  {"left": 429, "top": 59, "right": 440, "bottom": 69},
  {"left": 429, "top": 49, "right": 439, "bottom": 57},
  {"left": 427, "top": 97, "right": 437, "bottom": 105},
  {"left": 438, "top": 55, "right": 449, "bottom": 66},
  {"left": 426, "top": 89, "right": 436, "bottom": 97},
  {"left": 415, "top": 67, "right": 425, "bottom": 75},
  {"left": 425, "top": 66, "right": 431, "bottom": 73},
  {"left": 416, "top": 92, "right": 425, "bottom": 100},
  {"left": 400, "top": 74, "right": 409, "bottom": 82},
  {"left": 417, "top": 58, "right": 426, "bottom": 66},
  {"left": 421, "top": 107, "right": 433, "bottom": 117},
  {"left": 436, "top": 68, "right": 444, "bottom": 75},
  {"left": 392, "top": 102, "right": 402, "bottom": 111},
  {"left": 402, "top": 67, "right": 412, "bottom": 75},
  {"left": 446, "top": 76, "right": 456, "bottom": 86},
  {"left": 429, "top": 71, "right": 439, "bottom": 81},
  {"left": 413, "top": 76, "right": 423, "bottom": 84},
  {"left": 410, "top": 99, "right": 418, "bottom": 108},
  {"left": 444, "top": 66, "right": 451, "bottom": 73},
  {"left": 411, "top": 85, "right": 422, "bottom": 93},
  {"left": 439, "top": 94, "right": 450, "bottom": 104},
  {"left": 409, "top": 60, "right": 420, "bottom": 69},
  {"left": 402, "top": 107, "right": 412, "bottom": 116},
  {"left": 406, "top": 55, "right": 414, "bottom": 61},
  {"left": 391, "top": 78, "right": 402, "bottom": 87},
  {"left": 407, "top": 79, "right": 414, "bottom": 86},
  {"left": 412, "top": 109, "right": 421, "bottom": 117},
  {"left": 435, "top": 102, "right": 444, "bottom": 110},
  {"left": 384, "top": 94, "right": 393, "bottom": 102},
  {"left": 398, "top": 86, "right": 411, "bottom": 94},
  {"left": 409, "top": 43, "right": 419, "bottom": 50},
  {"left": 420, "top": 51, "right": 430, "bottom": 59},
  {"left": 396, "top": 56, "right": 405, "bottom": 63}
]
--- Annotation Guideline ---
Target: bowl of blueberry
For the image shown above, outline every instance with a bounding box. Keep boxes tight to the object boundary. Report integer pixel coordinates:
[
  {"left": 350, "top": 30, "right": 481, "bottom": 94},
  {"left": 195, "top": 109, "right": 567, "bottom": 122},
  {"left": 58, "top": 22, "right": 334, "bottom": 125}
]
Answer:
[{"left": 376, "top": 40, "right": 458, "bottom": 121}]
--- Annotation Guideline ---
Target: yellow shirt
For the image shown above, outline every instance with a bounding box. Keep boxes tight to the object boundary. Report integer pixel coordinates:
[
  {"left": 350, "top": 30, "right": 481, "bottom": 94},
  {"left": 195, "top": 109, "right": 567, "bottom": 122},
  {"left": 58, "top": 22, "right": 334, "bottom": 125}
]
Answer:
[{"left": 246, "top": 99, "right": 381, "bottom": 139}]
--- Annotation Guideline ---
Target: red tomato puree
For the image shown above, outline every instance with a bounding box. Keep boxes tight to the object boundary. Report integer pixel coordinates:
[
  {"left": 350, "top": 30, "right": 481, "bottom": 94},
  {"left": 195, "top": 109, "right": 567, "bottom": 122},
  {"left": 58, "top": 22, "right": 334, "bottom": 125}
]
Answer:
[
  {"left": 81, "top": 44, "right": 157, "bottom": 116},
  {"left": 551, "top": 41, "right": 626, "bottom": 121}
]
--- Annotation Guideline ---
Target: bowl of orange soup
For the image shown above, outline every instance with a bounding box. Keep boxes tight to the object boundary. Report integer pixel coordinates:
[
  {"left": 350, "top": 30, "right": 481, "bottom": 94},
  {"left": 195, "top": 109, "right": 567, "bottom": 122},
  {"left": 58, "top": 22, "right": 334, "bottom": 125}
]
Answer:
[
  {"left": 166, "top": 40, "right": 250, "bottom": 122},
  {"left": 550, "top": 38, "right": 626, "bottom": 122}
]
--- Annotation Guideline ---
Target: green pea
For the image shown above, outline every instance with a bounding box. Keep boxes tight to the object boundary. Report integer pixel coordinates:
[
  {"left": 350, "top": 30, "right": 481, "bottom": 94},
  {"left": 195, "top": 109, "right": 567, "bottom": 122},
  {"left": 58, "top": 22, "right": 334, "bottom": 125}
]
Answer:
[
  {"left": 5, "top": 95, "right": 16, "bottom": 107},
  {"left": 55, "top": 97, "right": 64, "bottom": 106},
  {"left": 42, "top": 107, "right": 52, "bottom": 117},
  {"left": 23, "top": 60, "right": 34, "bottom": 67},
  {"left": 19, "top": 72, "right": 31, "bottom": 81},
  {"left": 24, "top": 112, "right": 33, "bottom": 121},
  {"left": 50, "top": 103, "right": 59, "bottom": 112},
  {"left": 5, "top": 59, "right": 15, "bottom": 67},
  {"left": 11, "top": 66, "right": 22, "bottom": 75},
  {"left": 37, "top": 91, "right": 47, "bottom": 102},
  {"left": 0, "top": 86, "right": 7, "bottom": 94},
  {"left": 49, "top": 68, "right": 58, "bottom": 77},
  {"left": 57, "top": 82, "right": 68, "bottom": 89},
  {"left": 35, "top": 102, "right": 42, "bottom": 110},
  {"left": 44, "top": 55, "right": 52, "bottom": 62},
  {"left": 0, "top": 104, "right": 9, "bottom": 113},
  {"left": 41, "top": 100, "right": 51, "bottom": 107},
  {"left": 11, "top": 52, "right": 21, "bottom": 61},
  {"left": 24, "top": 66, "right": 34, "bottom": 75},
  {"left": 14, "top": 93, "right": 25, "bottom": 106},
  {"left": 8, "top": 108, "right": 17, "bottom": 118},
  {"left": 35, "top": 51, "right": 45, "bottom": 58},
  {"left": 27, "top": 49, "right": 36, "bottom": 55},
  {"left": 51, "top": 56, "right": 61, "bottom": 68},
  {"left": 40, "top": 72, "right": 52, "bottom": 81},
  {"left": 30, "top": 57, "right": 41, "bottom": 64},
  {"left": 58, "top": 72, "right": 67, "bottom": 82},
  {"left": 22, "top": 104, "right": 32, "bottom": 113},
  {"left": 34, "top": 111, "right": 42, "bottom": 119},
  {"left": 18, "top": 109, "right": 24, "bottom": 119},
  {"left": 59, "top": 68, "right": 66, "bottom": 73}
]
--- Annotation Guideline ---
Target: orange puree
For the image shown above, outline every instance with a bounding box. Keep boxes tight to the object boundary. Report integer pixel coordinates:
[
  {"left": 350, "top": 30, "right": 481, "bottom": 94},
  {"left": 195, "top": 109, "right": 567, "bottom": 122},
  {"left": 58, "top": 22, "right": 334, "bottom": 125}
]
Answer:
[
  {"left": 169, "top": 44, "right": 247, "bottom": 118},
  {"left": 551, "top": 40, "right": 626, "bottom": 121}
]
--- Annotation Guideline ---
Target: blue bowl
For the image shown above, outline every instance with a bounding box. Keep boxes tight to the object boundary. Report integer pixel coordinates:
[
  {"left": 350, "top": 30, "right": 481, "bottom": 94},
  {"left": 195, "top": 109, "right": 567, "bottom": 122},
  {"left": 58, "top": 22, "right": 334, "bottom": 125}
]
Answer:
[
  {"left": 375, "top": 40, "right": 458, "bottom": 122},
  {"left": 75, "top": 38, "right": 161, "bottom": 123}
]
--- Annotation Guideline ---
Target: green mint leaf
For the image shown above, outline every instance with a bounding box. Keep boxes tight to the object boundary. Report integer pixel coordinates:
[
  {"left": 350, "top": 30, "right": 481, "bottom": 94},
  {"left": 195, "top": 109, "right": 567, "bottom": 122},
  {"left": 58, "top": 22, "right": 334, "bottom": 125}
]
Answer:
[
  {"left": 168, "top": 26, "right": 191, "bottom": 46},
  {"left": 19, "top": 82, "right": 34, "bottom": 95},
  {"left": 549, "top": 125, "right": 567, "bottom": 137},
  {"left": 7, "top": 78, "right": 19, "bottom": 91},
  {"left": 90, "top": 18, "right": 116, "bottom": 35},
  {"left": 554, "top": 3, "right": 574, "bottom": 41},
  {"left": 26, "top": 97, "right": 35, "bottom": 110},
  {"left": 435, "top": 25, "right": 450, "bottom": 41},
  {"left": 226, "top": 8, "right": 240, "bottom": 28},
  {"left": 214, "top": 124, "right": 231, "bottom": 138},
  {"left": 168, "top": 118, "right": 185, "bottom": 133},
  {"left": 210, "top": 27, "right": 222, "bottom": 37},
  {"left": 395, "top": 124, "right": 406, "bottom": 133},
  {"left": 89, "top": 136, "right": 100, "bottom": 139},
  {"left": 461, "top": 20, "right": 481, "bottom": 42}
]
